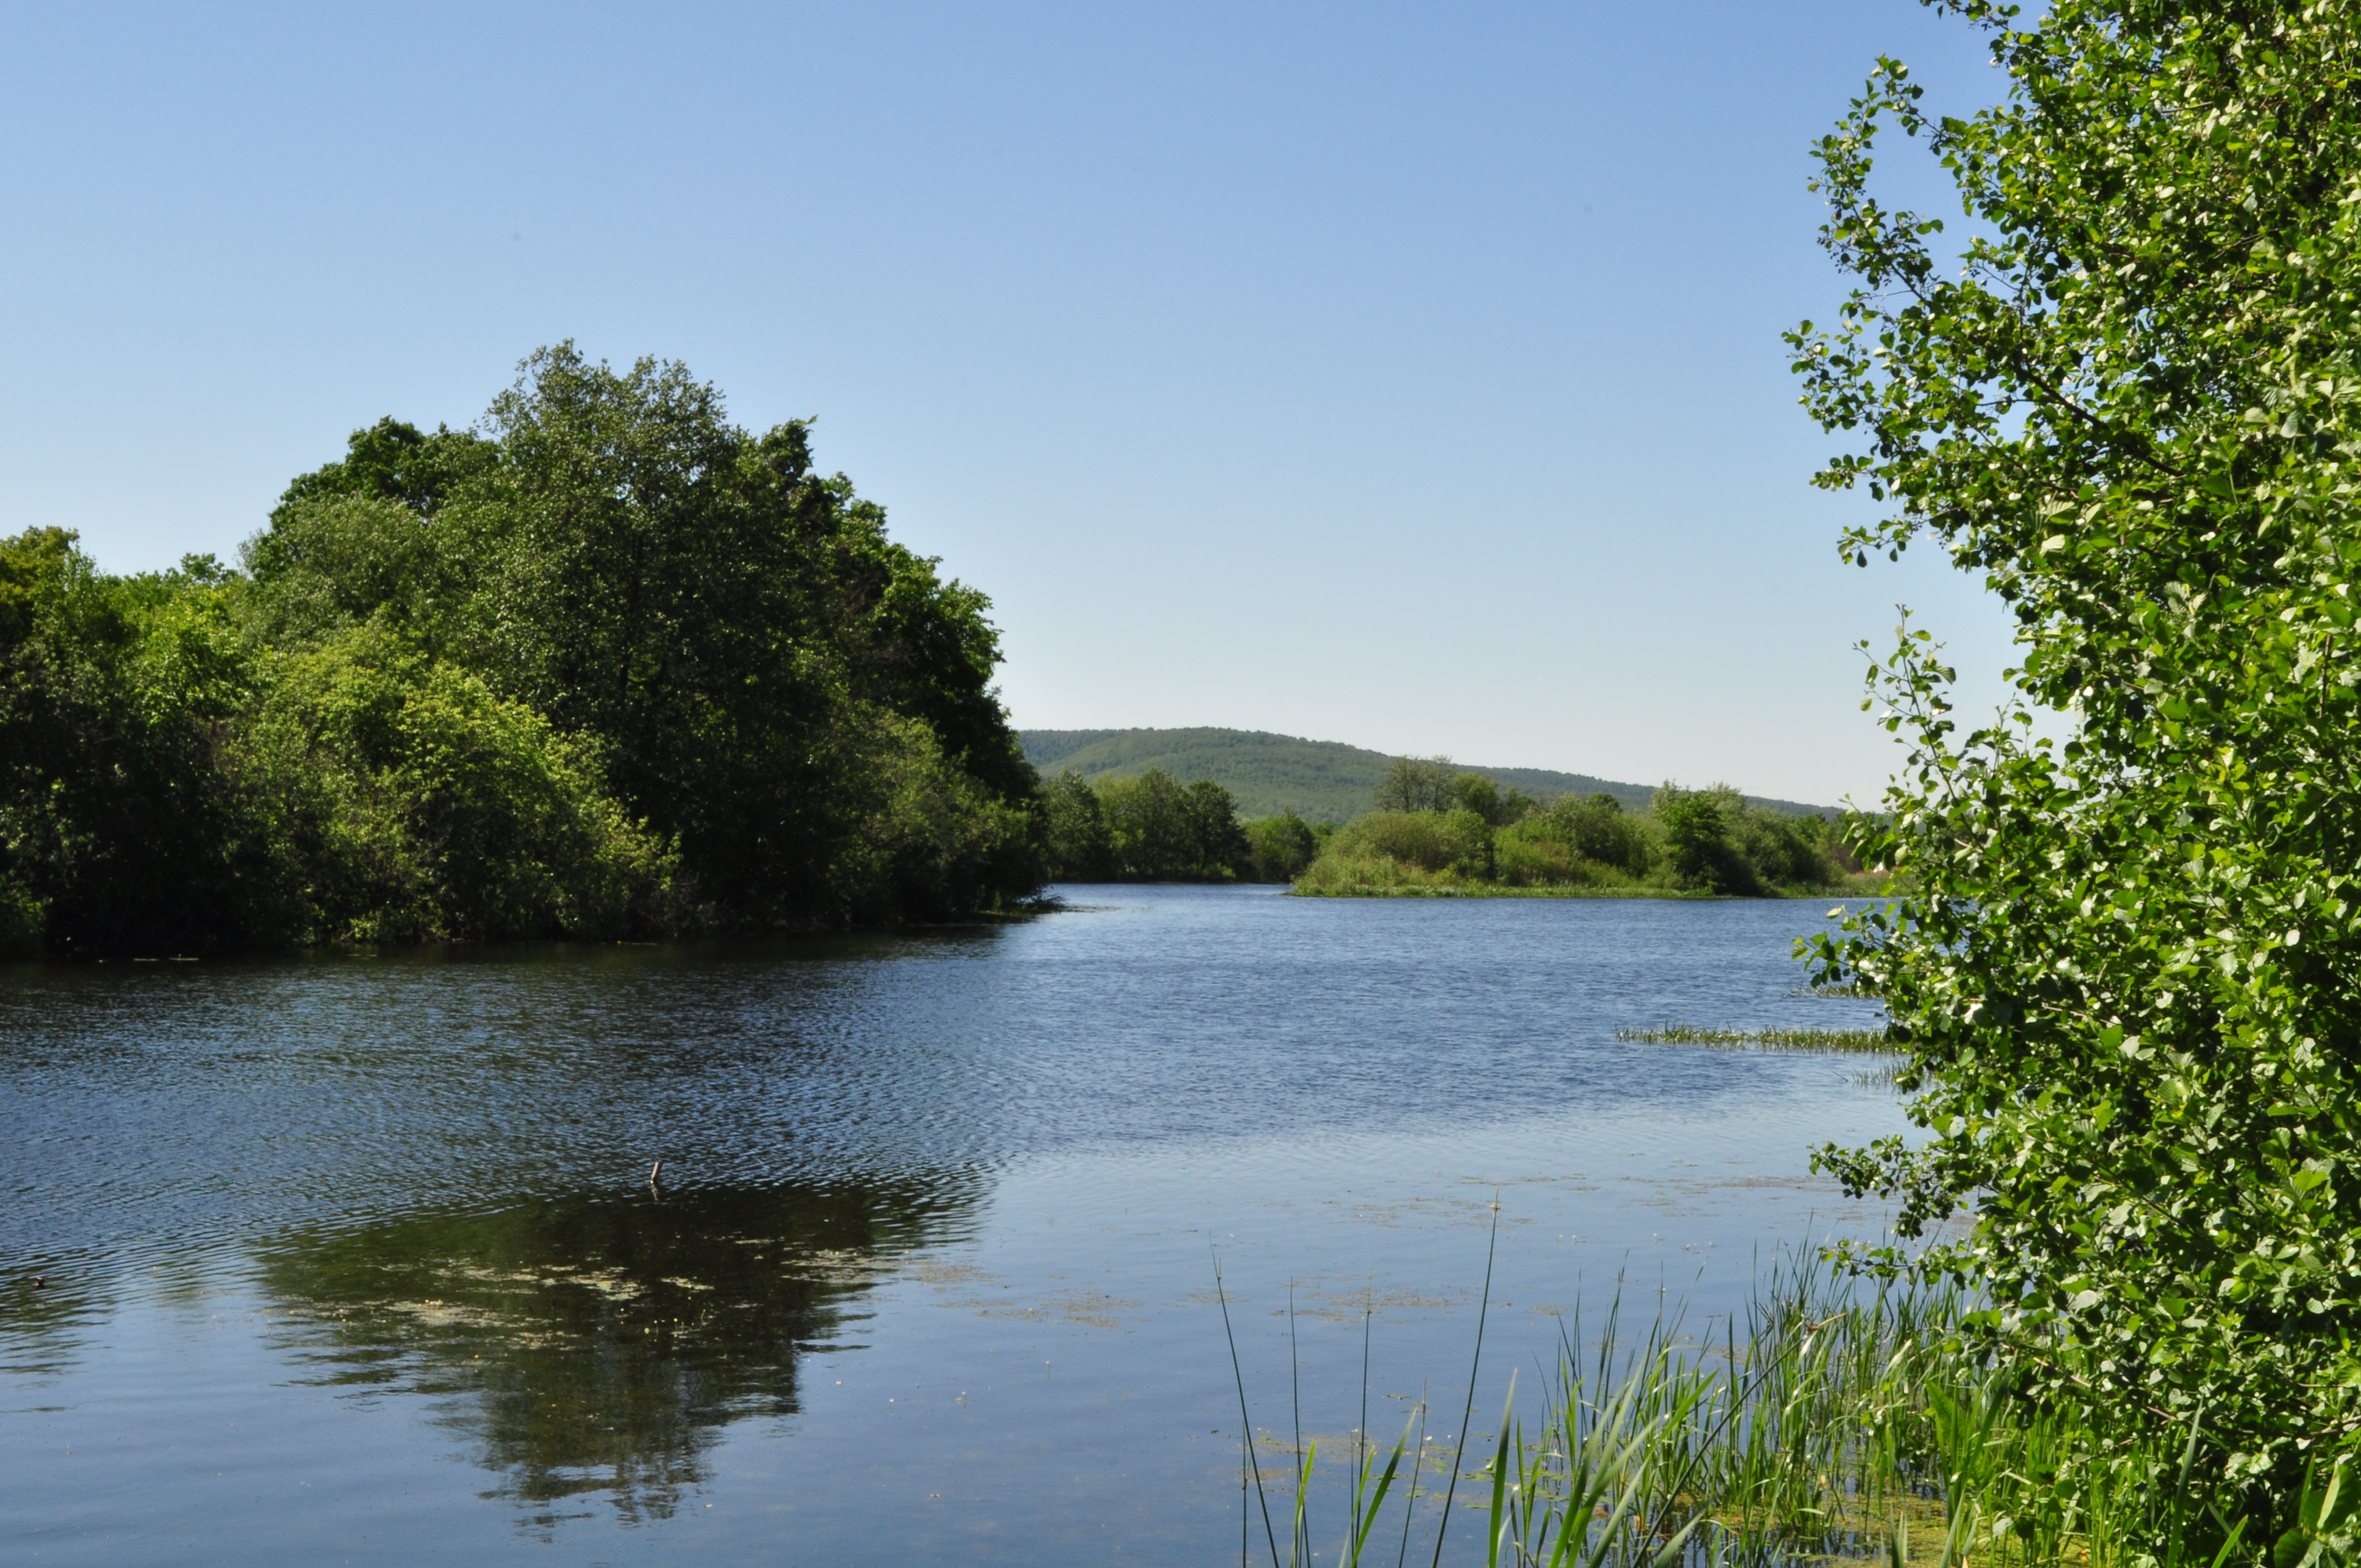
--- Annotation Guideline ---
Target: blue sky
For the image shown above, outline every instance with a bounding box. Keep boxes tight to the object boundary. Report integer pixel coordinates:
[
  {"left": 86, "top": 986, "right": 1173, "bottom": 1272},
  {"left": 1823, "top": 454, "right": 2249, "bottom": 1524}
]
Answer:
[{"left": 0, "top": 2, "right": 2020, "bottom": 804}]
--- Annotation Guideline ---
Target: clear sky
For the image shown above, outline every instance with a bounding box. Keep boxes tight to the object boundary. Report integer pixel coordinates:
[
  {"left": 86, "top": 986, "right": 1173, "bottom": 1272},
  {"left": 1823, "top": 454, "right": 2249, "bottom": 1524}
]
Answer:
[{"left": 0, "top": 2, "right": 2021, "bottom": 805}]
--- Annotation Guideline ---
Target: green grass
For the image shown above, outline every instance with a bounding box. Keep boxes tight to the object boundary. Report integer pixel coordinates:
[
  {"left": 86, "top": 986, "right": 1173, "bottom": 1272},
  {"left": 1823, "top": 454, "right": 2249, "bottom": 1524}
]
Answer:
[
  {"left": 1616, "top": 1024, "right": 1894, "bottom": 1052},
  {"left": 1288, "top": 883, "right": 1729, "bottom": 900},
  {"left": 1223, "top": 1241, "right": 2250, "bottom": 1568},
  {"left": 1287, "top": 847, "right": 1891, "bottom": 903},
  {"left": 1290, "top": 884, "right": 1874, "bottom": 901}
]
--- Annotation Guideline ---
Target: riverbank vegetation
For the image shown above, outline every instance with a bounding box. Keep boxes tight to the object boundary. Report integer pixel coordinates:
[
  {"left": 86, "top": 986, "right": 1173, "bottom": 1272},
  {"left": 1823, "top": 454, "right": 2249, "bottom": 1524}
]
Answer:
[
  {"left": 1614, "top": 1023, "right": 1891, "bottom": 1052},
  {"left": 1039, "top": 766, "right": 1319, "bottom": 883},
  {"left": 1785, "top": 0, "right": 2361, "bottom": 1553},
  {"left": 1292, "top": 757, "right": 1871, "bottom": 897},
  {"left": 0, "top": 347, "right": 1042, "bottom": 954},
  {"left": 1230, "top": 1245, "right": 2248, "bottom": 1568}
]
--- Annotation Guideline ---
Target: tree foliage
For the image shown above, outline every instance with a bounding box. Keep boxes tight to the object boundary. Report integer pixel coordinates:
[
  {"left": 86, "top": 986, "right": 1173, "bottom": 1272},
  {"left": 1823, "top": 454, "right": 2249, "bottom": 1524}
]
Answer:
[
  {"left": 1037, "top": 767, "right": 1269, "bottom": 883},
  {"left": 1374, "top": 755, "right": 1452, "bottom": 813},
  {"left": 0, "top": 347, "right": 1043, "bottom": 950},
  {"left": 1792, "top": 0, "right": 2361, "bottom": 1502},
  {"left": 1244, "top": 810, "right": 1320, "bottom": 882},
  {"left": 1298, "top": 782, "right": 1852, "bottom": 895}
]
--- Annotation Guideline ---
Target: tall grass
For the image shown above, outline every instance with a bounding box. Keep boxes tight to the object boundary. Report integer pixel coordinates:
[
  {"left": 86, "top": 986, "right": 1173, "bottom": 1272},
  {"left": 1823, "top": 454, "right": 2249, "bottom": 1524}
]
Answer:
[
  {"left": 1224, "top": 1243, "right": 2250, "bottom": 1568},
  {"left": 1614, "top": 1025, "right": 1892, "bottom": 1053}
]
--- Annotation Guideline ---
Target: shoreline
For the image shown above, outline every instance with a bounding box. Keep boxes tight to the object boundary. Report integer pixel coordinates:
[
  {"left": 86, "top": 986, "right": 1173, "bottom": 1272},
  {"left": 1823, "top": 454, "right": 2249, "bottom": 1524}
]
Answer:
[{"left": 1285, "top": 883, "right": 1884, "bottom": 901}]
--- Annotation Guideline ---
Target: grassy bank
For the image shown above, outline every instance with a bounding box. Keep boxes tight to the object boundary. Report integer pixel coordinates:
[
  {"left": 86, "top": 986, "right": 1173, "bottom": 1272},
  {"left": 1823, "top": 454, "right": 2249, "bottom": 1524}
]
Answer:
[
  {"left": 1291, "top": 763, "right": 1879, "bottom": 901},
  {"left": 1288, "top": 874, "right": 1892, "bottom": 901},
  {"left": 1226, "top": 1244, "right": 2248, "bottom": 1568}
]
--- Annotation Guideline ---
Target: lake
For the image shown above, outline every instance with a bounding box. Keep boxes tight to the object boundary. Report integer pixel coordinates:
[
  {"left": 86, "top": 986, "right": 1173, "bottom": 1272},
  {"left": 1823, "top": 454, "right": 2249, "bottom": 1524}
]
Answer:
[{"left": 0, "top": 885, "right": 1903, "bottom": 1565}]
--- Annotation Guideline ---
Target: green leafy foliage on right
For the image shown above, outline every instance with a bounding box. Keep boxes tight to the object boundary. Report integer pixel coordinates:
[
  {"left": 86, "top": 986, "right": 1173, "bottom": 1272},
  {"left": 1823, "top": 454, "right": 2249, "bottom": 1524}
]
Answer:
[{"left": 1787, "top": 0, "right": 2361, "bottom": 1532}]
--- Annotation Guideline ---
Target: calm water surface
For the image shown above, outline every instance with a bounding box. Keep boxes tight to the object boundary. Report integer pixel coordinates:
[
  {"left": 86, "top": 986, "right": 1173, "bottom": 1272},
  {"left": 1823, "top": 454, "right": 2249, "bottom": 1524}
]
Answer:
[{"left": 0, "top": 886, "right": 1902, "bottom": 1565}]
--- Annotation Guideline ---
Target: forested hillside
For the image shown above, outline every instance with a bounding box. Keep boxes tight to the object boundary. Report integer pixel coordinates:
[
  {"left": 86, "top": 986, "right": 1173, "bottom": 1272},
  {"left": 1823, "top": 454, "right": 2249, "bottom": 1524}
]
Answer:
[
  {"left": 0, "top": 346, "right": 1041, "bottom": 954},
  {"left": 1020, "top": 727, "right": 1832, "bottom": 821}
]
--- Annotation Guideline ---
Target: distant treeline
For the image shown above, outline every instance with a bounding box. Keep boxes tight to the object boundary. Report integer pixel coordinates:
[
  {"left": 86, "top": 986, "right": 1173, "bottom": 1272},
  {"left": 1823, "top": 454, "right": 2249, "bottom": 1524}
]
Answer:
[
  {"left": 1040, "top": 769, "right": 1318, "bottom": 883},
  {"left": 0, "top": 350, "right": 1860, "bottom": 952},
  {"left": 1294, "top": 757, "right": 1865, "bottom": 896},
  {"left": 0, "top": 347, "right": 1042, "bottom": 954},
  {"left": 1035, "top": 755, "right": 1860, "bottom": 899}
]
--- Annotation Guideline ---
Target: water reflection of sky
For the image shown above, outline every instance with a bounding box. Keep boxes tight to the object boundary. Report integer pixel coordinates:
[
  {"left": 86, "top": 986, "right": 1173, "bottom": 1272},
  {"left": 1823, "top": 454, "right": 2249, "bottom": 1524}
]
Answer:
[{"left": 0, "top": 888, "right": 1905, "bottom": 1565}]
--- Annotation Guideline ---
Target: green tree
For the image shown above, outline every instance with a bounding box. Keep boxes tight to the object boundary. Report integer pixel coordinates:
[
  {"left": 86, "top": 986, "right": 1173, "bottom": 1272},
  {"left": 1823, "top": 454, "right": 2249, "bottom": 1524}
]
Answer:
[
  {"left": 1374, "top": 755, "right": 1457, "bottom": 813},
  {"left": 1654, "top": 783, "right": 1750, "bottom": 894},
  {"left": 1529, "top": 792, "right": 1650, "bottom": 875},
  {"left": 1040, "top": 769, "right": 1114, "bottom": 880},
  {"left": 1244, "top": 811, "right": 1319, "bottom": 882},
  {"left": 270, "top": 416, "right": 494, "bottom": 524},
  {"left": 1792, "top": 0, "right": 2361, "bottom": 1504},
  {"left": 244, "top": 345, "right": 1039, "bottom": 930},
  {"left": 1097, "top": 768, "right": 1243, "bottom": 880},
  {"left": 0, "top": 530, "right": 290, "bottom": 951},
  {"left": 236, "top": 623, "right": 673, "bottom": 943},
  {"left": 1180, "top": 779, "right": 1249, "bottom": 877}
]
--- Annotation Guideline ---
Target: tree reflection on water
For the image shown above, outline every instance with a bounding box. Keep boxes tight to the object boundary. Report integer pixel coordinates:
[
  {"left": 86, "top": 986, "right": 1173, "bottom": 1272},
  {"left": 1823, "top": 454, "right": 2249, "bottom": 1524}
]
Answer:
[{"left": 254, "top": 1173, "right": 982, "bottom": 1525}]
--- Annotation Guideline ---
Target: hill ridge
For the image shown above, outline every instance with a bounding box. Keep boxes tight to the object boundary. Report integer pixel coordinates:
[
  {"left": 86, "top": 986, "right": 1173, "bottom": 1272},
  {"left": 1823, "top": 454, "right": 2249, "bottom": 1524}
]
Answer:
[{"left": 1018, "top": 726, "right": 1834, "bottom": 823}]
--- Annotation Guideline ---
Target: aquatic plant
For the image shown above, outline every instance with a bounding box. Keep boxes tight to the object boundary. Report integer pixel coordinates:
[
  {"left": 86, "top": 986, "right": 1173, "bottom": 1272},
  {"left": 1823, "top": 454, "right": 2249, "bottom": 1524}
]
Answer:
[
  {"left": 1223, "top": 1243, "right": 2253, "bottom": 1568},
  {"left": 1614, "top": 1025, "right": 1892, "bottom": 1053}
]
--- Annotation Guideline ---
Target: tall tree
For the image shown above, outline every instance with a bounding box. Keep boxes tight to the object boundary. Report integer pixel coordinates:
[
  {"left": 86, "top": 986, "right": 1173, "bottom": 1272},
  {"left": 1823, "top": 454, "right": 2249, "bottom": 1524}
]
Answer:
[
  {"left": 245, "top": 345, "right": 1040, "bottom": 930},
  {"left": 1795, "top": 0, "right": 2361, "bottom": 1501}
]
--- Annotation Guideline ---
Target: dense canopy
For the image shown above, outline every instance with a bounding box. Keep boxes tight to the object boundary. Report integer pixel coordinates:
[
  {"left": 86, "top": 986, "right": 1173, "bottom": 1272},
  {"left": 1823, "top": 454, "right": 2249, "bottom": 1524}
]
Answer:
[{"left": 0, "top": 346, "right": 1042, "bottom": 952}]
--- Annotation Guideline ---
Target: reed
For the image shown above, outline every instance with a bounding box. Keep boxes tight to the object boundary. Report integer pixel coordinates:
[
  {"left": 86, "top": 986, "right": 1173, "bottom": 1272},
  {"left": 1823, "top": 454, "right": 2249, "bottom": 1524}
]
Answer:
[
  {"left": 1615, "top": 1025, "right": 1892, "bottom": 1053},
  {"left": 1226, "top": 1246, "right": 2249, "bottom": 1568}
]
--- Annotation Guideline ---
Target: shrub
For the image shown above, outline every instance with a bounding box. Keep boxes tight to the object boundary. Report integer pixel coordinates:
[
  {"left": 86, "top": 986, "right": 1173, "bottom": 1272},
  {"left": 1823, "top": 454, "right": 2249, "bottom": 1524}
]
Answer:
[
  {"left": 238, "top": 623, "right": 675, "bottom": 943},
  {"left": 828, "top": 711, "right": 1037, "bottom": 924},
  {"left": 1325, "top": 810, "right": 1460, "bottom": 873},
  {"left": 1493, "top": 833, "right": 1610, "bottom": 888},
  {"left": 1521, "top": 792, "right": 1652, "bottom": 876},
  {"left": 1243, "top": 811, "right": 1318, "bottom": 882}
]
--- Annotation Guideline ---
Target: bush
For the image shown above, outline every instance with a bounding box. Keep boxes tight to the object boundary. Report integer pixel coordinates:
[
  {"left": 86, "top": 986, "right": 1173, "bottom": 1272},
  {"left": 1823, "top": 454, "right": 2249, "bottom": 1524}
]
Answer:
[
  {"left": 1492, "top": 833, "right": 1609, "bottom": 888},
  {"left": 238, "top": 623, "right": 676, "bottom": 943},
  {"left": 1519, "top": 792, "right": 1652, "bottom": 876},
  {"left": 1291, "top": 851, "right": 1470, "bottom": 893},
  {"left": 1325, "top": 810, "right": 1460, "bottom": 873},
  {"left": 1297, "top": 785, "right": 1847, "bottom": 896},
  {"left": 1243, "top": 812, "right": 1318, "bottom": 882},
  {"left": 0, "top": 876, "right": 43, "bottom": 957},
  {"left": 827, "top": 711, "right": 1037, "bottom": 924}
]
